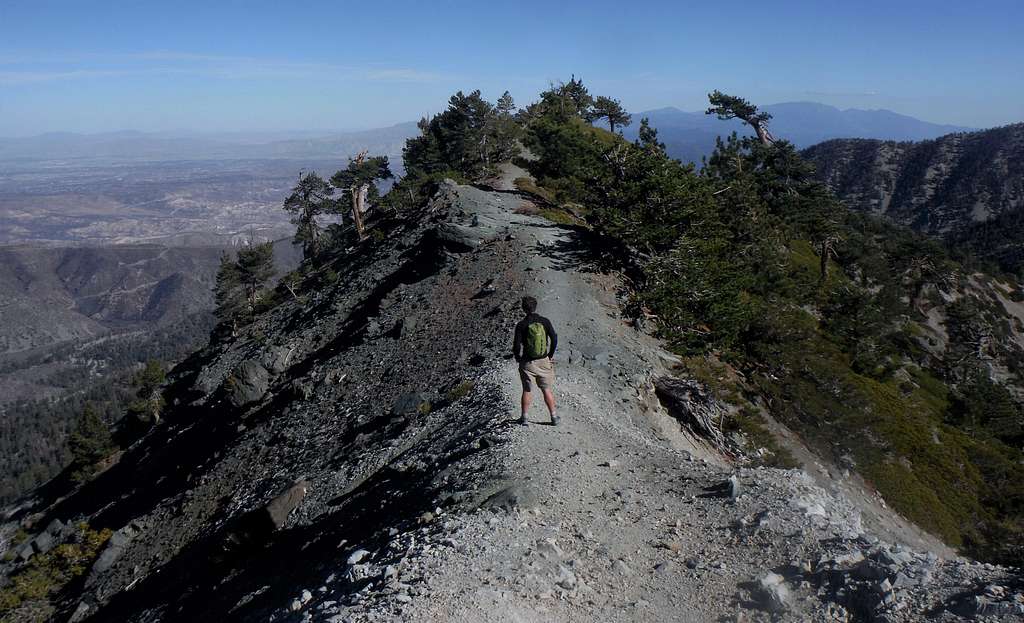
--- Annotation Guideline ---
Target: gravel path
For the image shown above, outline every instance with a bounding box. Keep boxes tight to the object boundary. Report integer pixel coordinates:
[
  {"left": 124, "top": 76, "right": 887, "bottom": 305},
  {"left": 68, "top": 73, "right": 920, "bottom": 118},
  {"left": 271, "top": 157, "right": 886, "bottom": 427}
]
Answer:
[{"left": 284, "top": 169, "right": 1022, "bottom": 623}]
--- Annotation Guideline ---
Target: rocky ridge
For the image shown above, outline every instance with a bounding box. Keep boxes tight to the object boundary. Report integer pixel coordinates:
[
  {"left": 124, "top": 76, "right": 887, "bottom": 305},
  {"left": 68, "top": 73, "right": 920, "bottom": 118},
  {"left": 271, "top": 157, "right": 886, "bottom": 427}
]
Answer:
[
  {"left": 1, "top": 171, "right": 1021, "bottom": 622},
  {"left": 802, "top": 123, "right": 1024, "bottom": 271}
]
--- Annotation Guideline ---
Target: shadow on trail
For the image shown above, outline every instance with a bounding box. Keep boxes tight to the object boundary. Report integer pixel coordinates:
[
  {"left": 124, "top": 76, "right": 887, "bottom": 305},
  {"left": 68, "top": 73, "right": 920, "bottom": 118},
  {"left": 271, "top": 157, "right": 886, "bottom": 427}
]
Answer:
[{"left": 529, "top": 225, "right": 621, "bottom": 274}]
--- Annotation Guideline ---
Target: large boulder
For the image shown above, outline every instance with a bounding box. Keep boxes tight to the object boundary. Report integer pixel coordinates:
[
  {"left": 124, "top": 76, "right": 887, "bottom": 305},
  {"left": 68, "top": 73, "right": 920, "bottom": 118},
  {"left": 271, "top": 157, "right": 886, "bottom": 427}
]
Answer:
[
  {"left": 391, "top": 393, "right": 430, "bottom": 417},
  {"left": 30, "top": 531, "right": 55, "bottom": 554},
  {"left": 16, "top": 543, "right": 34, "bottom": 562},
  {"left": 43, "top": 518, "right": 66, "bottom": 536},
  {"left": 226, "top": 480, "right": 309, "bottom": 550},
  {"left": 261, "top": 345, "right": 294, "bottom": 375},
  {"left": 91, "top": 528, "right": 133, "bottom": 574},
  {"left": 481, "top": 484, "right": 539, "bottom": 512},
  {"left": 261, "top": 480, "right": 309, "bottom": 532},
  {"left": 754, "top": 572, "right": 790, "bottom": 612},
  {"left": 228, "top": 360, "right": 270, "bottom": 407}
]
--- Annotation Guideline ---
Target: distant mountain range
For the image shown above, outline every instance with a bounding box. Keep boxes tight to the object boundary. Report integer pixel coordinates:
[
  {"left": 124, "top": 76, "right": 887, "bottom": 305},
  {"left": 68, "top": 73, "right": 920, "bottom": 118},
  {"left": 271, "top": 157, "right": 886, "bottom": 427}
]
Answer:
[
  {"left": 621, "top": 102, "right": 976, "bottom": 163},
  {"left": 0, "top": 245, "right": 224, "bottom": 356},
  {"left": 803, "top": 123, "right": 1024, "bottom": 272},
  {"left": 0, "top": 123, "right": 420, "bottom": 164},
  {"left": 0, "top": 240, "right": 302, "bottom": 356},
  {"left": 1, "top": 102, "right": 978, "bottom": 167}
]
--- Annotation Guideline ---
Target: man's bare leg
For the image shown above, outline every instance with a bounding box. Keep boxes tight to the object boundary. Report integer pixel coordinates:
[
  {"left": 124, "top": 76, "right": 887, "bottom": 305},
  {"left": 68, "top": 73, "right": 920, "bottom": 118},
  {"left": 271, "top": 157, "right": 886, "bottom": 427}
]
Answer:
[
  {"left": 541, "top": 388, "right": 558, "bottom": 425},
  {"left": 520, "top": 390, "right": 532, "bottom": 425}
]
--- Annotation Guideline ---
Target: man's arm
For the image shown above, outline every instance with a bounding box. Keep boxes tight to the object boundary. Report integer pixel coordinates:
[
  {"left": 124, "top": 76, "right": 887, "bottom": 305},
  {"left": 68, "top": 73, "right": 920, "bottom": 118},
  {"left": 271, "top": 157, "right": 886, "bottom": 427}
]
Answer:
[
  {"left": 543, "top": 317, "right": 558, "bottom": 358},
  {"left": 512, "top": 321, "right": 523, "bottom": 362}
]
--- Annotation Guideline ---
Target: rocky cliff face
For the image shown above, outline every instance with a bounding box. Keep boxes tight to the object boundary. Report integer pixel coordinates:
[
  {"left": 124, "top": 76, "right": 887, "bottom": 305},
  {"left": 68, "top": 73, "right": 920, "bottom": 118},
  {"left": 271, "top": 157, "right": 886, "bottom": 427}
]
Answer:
[
  {"left": 1, "top": 178, "right": 1021, "bottom": 622},
  {"left": 802, "top": 123, "right": 1024, "bottom": 270},
  {"left": 0, "top": 245, "right": 221, "bottom": 354}
]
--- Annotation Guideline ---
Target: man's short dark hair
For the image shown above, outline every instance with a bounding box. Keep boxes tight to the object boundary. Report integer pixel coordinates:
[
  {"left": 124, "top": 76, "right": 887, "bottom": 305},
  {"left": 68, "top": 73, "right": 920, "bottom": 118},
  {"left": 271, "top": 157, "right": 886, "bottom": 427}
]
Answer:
[{"left": 521, "top": 296, "right": 538, "bottom": 314}]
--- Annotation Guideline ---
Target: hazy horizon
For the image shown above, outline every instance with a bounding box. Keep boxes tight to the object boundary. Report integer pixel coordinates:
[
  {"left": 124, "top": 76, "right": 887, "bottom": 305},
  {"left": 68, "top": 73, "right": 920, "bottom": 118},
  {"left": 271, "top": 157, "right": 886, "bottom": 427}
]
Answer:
[
  {"left": 0, "top": 100, "right": 988, "bottom": 141},
  {"left": 2, "top": 0, "right": 1022, "bottom": 137}
]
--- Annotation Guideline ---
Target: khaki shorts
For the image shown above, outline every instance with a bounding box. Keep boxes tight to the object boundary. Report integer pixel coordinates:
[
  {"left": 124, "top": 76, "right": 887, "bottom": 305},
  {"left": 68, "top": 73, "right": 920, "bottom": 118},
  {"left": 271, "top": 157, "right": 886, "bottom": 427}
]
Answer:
[{"left": 519, "top": 357, "right": 554, "bottom": 392}]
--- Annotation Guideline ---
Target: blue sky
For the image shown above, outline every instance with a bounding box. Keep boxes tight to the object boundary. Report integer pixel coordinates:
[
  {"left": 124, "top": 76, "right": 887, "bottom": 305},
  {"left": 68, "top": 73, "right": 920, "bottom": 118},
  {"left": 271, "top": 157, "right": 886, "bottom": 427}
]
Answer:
[{"left": 0, "top": 0, "right": 1021, "bottom": 136}]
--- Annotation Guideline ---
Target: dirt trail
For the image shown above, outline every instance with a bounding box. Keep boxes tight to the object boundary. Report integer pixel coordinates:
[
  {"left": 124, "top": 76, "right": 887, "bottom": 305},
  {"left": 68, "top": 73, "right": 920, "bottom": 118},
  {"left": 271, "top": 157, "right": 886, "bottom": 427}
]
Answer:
[
  {"left": 379, "top": 172, "right": 876, "bottom": 622},
  {"left": 301, "top": 168, "right": 1014, "bottom": 623}
]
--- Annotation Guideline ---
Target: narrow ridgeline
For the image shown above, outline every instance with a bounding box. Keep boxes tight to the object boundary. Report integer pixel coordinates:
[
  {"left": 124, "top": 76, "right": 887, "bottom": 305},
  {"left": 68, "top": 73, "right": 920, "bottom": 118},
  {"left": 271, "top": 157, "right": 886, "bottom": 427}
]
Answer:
[{"left": 1, "top": 174, "right": 1022, "bottom": 623}]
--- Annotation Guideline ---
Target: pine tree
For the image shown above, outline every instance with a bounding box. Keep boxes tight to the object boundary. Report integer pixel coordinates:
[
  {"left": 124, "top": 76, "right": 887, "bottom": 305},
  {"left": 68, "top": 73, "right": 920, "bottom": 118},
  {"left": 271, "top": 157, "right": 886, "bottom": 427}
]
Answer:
[
  {"left": 126, "top": 360, "right": 166, "bottom": 425},
  {"left": 282, "top": 172, "right": 334, "bottom": 258},
  {"left": 68, "top": 403, "right": 115, "bottom": 483},
  {"left": 214, "top": 251, "right": 244, "bottom": 335},
  {"left": 637, "top": 118, "right": 664, "bottom": 152},
  {"left": 331, "top": 152, "right": 393, "bottom": 241},
  {"left": 235, "top": 241, "right": 276, "bottom": 313},
  {"left": 537, "top": 76, "right": 594, "bottom": 120},
  {"left": 401, "top": 90, "right": 520, "bottom": 183},
  {"left": 559, "top": 76, "right": 594, "bottom": 117},
  {"left": 437, "top": 90, "right": 495, "bottom": 177},
  {"left": 402, "top": 117, "right": 446, "bottom": 178},
  {"left": 490, "top": 90, "right": 521, "bottom": 162},
  {"left": 496, "top": 90, "right": 515, "bottom": 117},
  {"left": 589, "top": 95, "right": 631, "bottom": 133},
  {"left": 706, "top": 90, "right": 776, "bottom": 145}
]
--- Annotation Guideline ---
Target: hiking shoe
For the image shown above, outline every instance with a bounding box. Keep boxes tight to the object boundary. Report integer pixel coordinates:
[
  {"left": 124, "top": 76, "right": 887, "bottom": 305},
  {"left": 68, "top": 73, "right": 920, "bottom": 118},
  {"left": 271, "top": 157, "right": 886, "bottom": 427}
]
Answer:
[
  {"left": 519, "top": 416, "right": 528, "bottom": 427},
  {"left": 551, "top": 414, "right": 560, "bottom": 426}
]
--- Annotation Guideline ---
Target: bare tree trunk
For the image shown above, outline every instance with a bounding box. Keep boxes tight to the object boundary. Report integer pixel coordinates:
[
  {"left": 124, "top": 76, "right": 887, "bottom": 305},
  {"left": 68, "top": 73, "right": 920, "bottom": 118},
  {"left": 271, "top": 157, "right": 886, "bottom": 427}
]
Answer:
[
  {"left": 819, "top": 240, "right": 829, "bottom": 283},
  {"left": 247, "top": 282, "right": 258, "bottom": 315},
  {"left": 359, "top": 184, "right": 369, "bottom": 212},
  {"left": 351, "top": 184, "right": 368, "bottom": 240},
  {"left": 149, "top": 397, "right": 162, "bottom": 425},
  {"left": 753, "top": 123, "right": 775, "bottom": 146}
]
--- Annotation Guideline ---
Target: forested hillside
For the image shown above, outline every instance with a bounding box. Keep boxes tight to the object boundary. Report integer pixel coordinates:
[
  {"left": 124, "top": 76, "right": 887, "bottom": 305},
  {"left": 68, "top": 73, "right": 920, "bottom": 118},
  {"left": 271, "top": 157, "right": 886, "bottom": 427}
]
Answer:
[
  {"left": 510, "top": 82, "right": 1024, "bottom": 564},
  {"left": 802, "top": 123, "right": 1024, "bottom": 272},
  {"left": 0, "top": 241, "right": 301, "bottom": 503}
]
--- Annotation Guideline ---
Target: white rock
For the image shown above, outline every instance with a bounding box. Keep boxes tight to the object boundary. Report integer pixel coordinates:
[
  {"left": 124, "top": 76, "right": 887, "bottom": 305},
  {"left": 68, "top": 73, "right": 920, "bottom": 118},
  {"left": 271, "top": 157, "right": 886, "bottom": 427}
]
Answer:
[
  {"left": 728, "top": 475, "right": 743, "bottom": 500},
  {"left": 555, "top": 564, "right": 578, "bottom": 590},
  {"left": 347, "top": 549, "right": 371, "bottom": 565},
  {"left": 756, "top": 572, "right": 789, "bottom": 612}
]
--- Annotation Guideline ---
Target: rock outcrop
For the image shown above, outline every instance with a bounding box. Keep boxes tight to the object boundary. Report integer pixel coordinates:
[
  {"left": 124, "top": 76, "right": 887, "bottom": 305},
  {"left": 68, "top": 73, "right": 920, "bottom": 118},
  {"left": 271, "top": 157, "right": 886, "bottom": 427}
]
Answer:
[{"left": 802, "top": 123, "right": 1024, "bottom": 270}]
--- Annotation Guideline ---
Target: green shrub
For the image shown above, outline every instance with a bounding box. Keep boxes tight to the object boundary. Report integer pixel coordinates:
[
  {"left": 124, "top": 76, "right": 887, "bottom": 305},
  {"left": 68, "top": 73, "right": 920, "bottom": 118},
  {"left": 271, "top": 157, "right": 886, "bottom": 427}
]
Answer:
[
  {"left": 513, "top": 177, "right": 556, "bottom": 204},
  {"left": 537, "top": 207, "right": 581, "bottom": 227},
  {"left": 726, "top": 407, "right": 799, "bottom": 469},
  {"left": 68, "top": 404, "right": 116, "bottom": 483},
  {"left": 445, "top": 380, "right": 474, "bottom": 403},
  {"left": 0, "top": 523, "right": 111, "bottom": 621}
]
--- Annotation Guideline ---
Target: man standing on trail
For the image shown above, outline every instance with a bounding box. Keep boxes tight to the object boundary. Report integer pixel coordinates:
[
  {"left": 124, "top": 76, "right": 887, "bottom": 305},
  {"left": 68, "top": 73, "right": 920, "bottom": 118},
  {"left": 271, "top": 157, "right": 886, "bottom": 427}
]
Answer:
[{"left": 513, "top": 296, "right": 558, "bottom": 426}]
